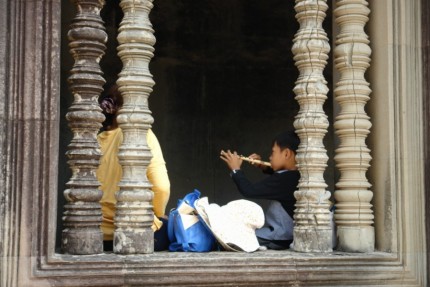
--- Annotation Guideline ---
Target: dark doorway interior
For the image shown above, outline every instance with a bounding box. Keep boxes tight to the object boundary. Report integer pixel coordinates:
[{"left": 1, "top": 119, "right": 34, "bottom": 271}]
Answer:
[
  {"left": 58, "top": 1, "right": 333, "bottom": 249},
  {"left": 148, "top": 1, "right": 301, "bottom": 208}
]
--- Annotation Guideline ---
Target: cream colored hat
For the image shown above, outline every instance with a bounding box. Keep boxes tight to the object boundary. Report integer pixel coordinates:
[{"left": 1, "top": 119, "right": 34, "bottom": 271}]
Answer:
[{"left": 195, "top": 197, "right": 265, "bottom": 252}]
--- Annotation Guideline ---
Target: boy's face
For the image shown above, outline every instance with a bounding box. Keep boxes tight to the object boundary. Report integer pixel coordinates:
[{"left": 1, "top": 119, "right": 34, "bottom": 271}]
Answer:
[{"left": 269, "top": 143, "right": 290, "bottom": 171}]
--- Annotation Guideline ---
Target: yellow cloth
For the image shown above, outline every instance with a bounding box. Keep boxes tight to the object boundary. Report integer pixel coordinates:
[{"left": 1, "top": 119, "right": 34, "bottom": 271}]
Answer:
[{"left": 97, "top": 128, "right": 171, "bottom": 241}]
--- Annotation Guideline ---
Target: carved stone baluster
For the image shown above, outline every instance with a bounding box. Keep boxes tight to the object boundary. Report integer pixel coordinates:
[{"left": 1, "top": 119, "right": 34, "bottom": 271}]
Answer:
[
  {"left": 113, "top": 0, "right": 155, "bottom": 254},
  {"left": 292, "top": 0, "right": 333, "bottom": 252},
  {"left": 61, "top": 0, "right": 107, "bottom": 255},
  {"left": 333, "top": 0, "right": 374, "bottom": 252}
]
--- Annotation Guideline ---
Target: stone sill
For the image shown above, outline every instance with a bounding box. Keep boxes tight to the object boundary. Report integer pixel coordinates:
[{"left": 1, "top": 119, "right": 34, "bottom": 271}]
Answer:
[
  {"left": 53, "top": 249, "right": 397, "bottom": 263},
  {"left": 31, "top": 250, "right": 415, "bottom": 286},
  {"left": 41, "top": 250, "right": 400, "bottom": 272}
]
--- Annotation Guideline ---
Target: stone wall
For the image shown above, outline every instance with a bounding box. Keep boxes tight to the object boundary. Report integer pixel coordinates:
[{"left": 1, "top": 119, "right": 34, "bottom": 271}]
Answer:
[{"left": 0, "top": 0, "right": 427, "bottom": 286}]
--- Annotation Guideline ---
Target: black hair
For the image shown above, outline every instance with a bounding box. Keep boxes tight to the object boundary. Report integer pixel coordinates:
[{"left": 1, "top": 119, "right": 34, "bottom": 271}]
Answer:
[
  {"left": 99, "top": 84, "right": 123, "bottom": 131},
  {"left": 272, "top": 130, "right": 300, "bottom": 153}
]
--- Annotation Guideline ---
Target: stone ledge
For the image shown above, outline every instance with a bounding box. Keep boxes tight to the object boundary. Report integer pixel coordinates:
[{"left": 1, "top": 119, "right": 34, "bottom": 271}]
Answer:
[
  {"left": 51, "top": 249, "right": 397, "bottom": 263},
  {"left": 28, "top": 250, "right": 421, "bottom": 287}
]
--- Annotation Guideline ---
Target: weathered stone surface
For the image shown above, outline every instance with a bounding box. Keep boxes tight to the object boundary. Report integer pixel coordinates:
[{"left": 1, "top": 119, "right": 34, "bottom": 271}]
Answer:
[
  {"left": 113, "top": 0, "right": 156, "bottom": 254},
  {"left": 0, "top": 0, "right": 427, "bottom": 286},
  {"left": 292, "top": 0, "right": 333, "bottom": 253},
  {"left": 333, "top": 0, "right": 375, "bottom": 253},
  {"left": 61, "top": 0, "right": 107, "bottom": 255}
]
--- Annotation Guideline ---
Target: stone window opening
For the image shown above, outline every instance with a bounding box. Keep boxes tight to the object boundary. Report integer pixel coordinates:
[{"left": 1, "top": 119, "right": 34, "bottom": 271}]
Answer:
[
  {"left": 2, "top": 0, "right": 414, "bottom": 284},
  {"left": 59, "top": 0, "right": 340, "bottom": 255},
  {"left": 59, "top": 0, "right": 375, "bottom": 256}
]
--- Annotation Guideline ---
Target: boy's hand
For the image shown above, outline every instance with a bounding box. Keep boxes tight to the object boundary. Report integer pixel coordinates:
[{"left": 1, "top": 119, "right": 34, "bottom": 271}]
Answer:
[{"left": 220, "top": 150, "right": 242, "bottom": 171}]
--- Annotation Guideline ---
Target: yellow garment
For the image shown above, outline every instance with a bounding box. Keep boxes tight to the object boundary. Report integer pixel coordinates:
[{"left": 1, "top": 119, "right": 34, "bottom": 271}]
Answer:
[{"left": 97, "top": 128, "right": 171, "bottom": 241}]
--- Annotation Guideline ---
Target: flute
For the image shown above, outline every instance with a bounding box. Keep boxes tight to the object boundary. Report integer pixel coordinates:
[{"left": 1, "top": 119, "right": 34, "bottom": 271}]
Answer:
[
  {"left": 239, "top": 155, "right": 271, "bottom": 167},
  {"left": 220, "top": 150, "right": 271, "bottom": 167}
]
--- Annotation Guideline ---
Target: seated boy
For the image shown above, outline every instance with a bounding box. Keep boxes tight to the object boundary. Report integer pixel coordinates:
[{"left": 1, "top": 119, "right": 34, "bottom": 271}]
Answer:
[{"left": 220, "top": 130, "right": 300, "bottom": 250}]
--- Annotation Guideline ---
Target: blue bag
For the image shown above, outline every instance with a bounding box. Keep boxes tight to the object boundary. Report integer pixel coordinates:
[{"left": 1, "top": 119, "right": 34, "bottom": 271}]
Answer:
[{"left": 168, "top": 189, "right": 216, "bottom": 252}]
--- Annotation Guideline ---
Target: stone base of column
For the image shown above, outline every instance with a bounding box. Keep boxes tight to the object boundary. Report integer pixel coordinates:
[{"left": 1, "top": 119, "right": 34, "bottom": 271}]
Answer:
[
  {"left": 293, "top": 227, "right": 333, "bottom": 252},
  {"left": 113, "top": 229, "right": 154, "bottom": 254},
  {"left": 336, "top": 226, "right": 374, "bottom": 252},
  {"left": 61, "top": 229, "right": 103, "bottom": 255}
]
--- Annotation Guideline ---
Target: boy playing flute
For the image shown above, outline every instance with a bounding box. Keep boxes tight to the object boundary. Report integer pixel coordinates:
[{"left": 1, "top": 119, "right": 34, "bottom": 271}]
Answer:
[{"left": 220, "top": 130, "right": 300, "bottom": 250}]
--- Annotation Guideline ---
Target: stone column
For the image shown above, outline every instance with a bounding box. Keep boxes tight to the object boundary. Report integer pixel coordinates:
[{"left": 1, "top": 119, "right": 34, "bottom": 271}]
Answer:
[
  {"left": 113, "top": 0, "right": 155, "bottom": 254},
  {"left": 292, "top": 0, "right": 333, "bottom": 252},
  {"left": 333, "top": 0, "right": 374, "bottom": 252},
  {"left": 61, "top": 0, "right": 107, "bottom": 254}
]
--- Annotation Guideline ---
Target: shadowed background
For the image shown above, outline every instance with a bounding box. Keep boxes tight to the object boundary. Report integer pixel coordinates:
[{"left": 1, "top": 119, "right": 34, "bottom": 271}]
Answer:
[{"left": 58, "top": 0, "right": 333, "bottom": 249}]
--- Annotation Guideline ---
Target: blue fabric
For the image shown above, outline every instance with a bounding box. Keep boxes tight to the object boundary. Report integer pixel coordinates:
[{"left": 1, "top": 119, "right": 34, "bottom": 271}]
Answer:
[{"left": 168, "top": 189, "right": 216, "bottom": 252}]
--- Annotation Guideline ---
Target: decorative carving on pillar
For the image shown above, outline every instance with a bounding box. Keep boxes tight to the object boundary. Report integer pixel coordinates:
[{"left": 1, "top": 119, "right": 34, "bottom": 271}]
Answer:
[
  {"left": 113, "top": 0, "right": 155, "bottom": 254},
  {"left": 292, "top": 0, "right": 332, "bottom": 252},
  {"left": 333, "top": 0, "right": 374, "bottom": 252},
  {"left": 61, "top": 0, "right": 107, "bottom": 254}
]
